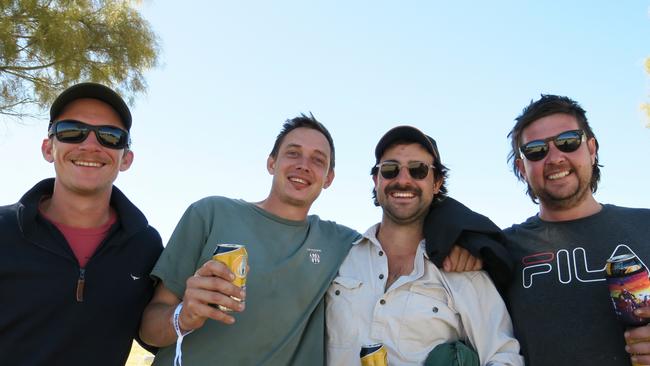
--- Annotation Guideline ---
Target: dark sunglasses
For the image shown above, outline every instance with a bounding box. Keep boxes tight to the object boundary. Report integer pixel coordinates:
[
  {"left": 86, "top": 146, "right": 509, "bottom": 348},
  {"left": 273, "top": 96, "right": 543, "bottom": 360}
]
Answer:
[
  {"left": 48, "top": 120, "right": 129, "bottom": 149},
  {"left": 375, "top": 161, "right": 435, "bottom": 180},
  {"left": 519, "top": 129, "right": 585, "bottom": 161}
]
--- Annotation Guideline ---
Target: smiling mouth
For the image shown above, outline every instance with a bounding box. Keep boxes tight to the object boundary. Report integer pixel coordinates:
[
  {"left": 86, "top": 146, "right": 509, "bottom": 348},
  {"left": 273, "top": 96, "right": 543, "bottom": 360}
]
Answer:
[
  {"left": 547, "top": 170, "right": 570, "bottom": 180},
  {"left": 72, "top": 160, "right": 103, "bottom": 168},
  {"left": 289, "top": 177, "right": 309, "bottom": 185},
  {"left": 390, "top": 191, "right": 416, "bottom": 198}
]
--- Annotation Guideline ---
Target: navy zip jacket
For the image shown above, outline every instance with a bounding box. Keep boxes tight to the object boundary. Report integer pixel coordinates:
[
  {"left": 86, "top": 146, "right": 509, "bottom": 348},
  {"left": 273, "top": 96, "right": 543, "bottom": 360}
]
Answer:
[{"left": 0, "top": 178, "right": 163, "bottom": 365}]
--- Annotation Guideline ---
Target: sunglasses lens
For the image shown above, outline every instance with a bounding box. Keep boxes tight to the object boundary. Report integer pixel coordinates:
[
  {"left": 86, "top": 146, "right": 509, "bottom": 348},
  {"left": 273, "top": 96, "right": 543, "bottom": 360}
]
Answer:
[
  {"left": 379, "top": 163, "right": 400, "bottom": 179},
  {"left": 555, "top": 131, "right": 582, "bottom": 153},
  {"left": 521, "top": 140, "right": 549, "bottom": 161},
  {"left": 407, "top": 162, "right": 430, "bottom": 180},
  {"left": 54, "top": 121, "right": 89, "bottom": 143},
  {"left": 96, "top": 127, "right": 128, "bottom": 148}
]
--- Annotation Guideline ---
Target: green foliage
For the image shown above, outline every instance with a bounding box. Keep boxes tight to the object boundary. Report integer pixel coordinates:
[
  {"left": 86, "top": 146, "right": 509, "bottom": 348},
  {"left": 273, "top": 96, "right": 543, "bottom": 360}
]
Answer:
[{"left": 0, "top": 0, "right": 159, "bottom": 117}]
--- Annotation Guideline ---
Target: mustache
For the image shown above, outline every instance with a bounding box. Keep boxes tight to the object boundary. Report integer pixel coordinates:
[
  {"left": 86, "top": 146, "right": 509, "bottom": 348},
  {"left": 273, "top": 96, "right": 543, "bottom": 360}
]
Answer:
[{"left": 384, "top": 183, "right": 422, "bottom": 197}]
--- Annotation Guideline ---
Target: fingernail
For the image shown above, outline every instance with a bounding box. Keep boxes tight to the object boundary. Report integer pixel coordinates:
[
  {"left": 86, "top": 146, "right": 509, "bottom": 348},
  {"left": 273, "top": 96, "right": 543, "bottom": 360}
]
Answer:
[
  {"left": 625, "top": 331, "right": 630, "bottom": 338},
  {"left": 626, "top": 345, "right": 630, "bottom": 352}
]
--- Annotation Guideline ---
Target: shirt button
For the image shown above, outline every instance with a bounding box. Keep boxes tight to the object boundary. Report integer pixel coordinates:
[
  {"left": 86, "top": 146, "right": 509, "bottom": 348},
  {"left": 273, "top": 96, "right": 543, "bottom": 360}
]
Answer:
[
  {"left": 379, "top": 274, "right": 384, "bottom": 280},
  {"left": 380, "top": 299, "right": 386, "bottom": 305},
  {"left": 378, "top": 251, "right": 384, "bottom": 256},
  {"left": 432, "top": 306, "right": 438, "bottom": 313},
  {"left": 335, "top": 290, "right": 340, "bottom": 296}
]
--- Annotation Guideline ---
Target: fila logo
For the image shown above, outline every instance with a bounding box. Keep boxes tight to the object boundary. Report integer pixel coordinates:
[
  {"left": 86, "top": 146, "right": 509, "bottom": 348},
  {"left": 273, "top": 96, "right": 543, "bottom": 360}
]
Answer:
[
  {"left": 307, "top": 248, "right": 322, "bottom": 264},
  {"left": 522, "top": 244, "right": 644, "bottom": 288}
]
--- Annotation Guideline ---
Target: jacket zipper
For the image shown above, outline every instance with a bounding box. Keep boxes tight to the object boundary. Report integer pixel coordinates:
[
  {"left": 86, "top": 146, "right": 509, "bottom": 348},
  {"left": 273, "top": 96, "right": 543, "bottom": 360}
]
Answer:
[
  {"left": 28, "top": 216, "right": 125, "bottom": 303},
  {"left": 76, "top": 268, "right": 86, "bottom": 302}
]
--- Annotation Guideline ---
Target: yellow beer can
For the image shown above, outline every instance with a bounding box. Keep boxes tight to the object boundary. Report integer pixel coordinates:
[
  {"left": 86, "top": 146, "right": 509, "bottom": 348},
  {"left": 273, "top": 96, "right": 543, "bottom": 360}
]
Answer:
[
  {"left": 212, "top": 244, "right": 248, "bottom": 312},
  {"left": 360, "top": 343, "right": 388, "bottom": 366}
]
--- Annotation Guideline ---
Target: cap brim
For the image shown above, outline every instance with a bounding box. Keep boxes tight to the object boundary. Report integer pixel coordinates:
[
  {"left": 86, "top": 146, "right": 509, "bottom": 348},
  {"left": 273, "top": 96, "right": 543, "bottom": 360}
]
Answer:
[{"left": 49, "top": 83, "right": 132, "bottom": 130}]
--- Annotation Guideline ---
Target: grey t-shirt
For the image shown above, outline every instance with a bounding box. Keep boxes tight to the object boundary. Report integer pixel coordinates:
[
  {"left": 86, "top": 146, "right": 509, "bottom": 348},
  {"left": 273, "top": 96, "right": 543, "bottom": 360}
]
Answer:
[
  {"left": 504, "top": 204, "right": 650, "bottom": 366},
  {"left": 151, "top": 196, "right": 360, "bottom": 366}
]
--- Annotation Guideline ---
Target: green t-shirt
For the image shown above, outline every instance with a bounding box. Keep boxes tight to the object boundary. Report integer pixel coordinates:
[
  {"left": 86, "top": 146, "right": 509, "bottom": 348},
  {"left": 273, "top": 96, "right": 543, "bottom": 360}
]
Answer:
[{"left": 151, "top": 196, "right": 360, "bottom": 366}]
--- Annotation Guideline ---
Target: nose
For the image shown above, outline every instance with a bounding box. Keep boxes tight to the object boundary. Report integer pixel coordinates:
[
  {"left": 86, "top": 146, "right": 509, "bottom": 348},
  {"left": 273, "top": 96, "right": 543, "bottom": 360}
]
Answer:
[
  {"left": 78, "top": 130, "right": 103, "bottom": 150},
  {"left": 394, "top": 165, "right": 413, "bottom": 183},
  {"left": 544, "top": 142, "right": 567, "bottom": 164},
  {"left": 295, "top": 156, "right": 311, "bottom": 172}
]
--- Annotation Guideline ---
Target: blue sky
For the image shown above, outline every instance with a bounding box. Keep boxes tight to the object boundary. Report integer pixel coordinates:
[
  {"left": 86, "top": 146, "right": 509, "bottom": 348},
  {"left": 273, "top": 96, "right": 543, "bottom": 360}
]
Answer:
[{"left": 1, "top": 1, "right": 649, "bottom": 242}]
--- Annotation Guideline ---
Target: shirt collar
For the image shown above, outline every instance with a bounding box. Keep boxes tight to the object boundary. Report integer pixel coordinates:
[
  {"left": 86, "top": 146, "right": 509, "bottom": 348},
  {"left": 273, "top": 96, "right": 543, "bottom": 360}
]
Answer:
[{"left": 358, "top": 223, "right": 428, "bottom": 277}]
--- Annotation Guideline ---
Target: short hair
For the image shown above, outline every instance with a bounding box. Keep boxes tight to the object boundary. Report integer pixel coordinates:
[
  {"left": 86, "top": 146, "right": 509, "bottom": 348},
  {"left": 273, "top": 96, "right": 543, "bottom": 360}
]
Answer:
[
  {"left": 370, "top": 139, "right": 449, "bottom": 206},
  {"left": 507, "top": 94, "right": 601, "bottom": 203},
  {"left": 269, "top": 113, "right": 335, "bottom": 170}
]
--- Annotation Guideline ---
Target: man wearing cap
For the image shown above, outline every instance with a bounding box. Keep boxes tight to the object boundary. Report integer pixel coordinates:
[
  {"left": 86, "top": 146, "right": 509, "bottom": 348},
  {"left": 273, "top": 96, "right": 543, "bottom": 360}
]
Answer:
[
  {"left": 0, "top": 83, "right": 163, "bottom": 365},
  {"left": 326, "top": 126, "right": 523, "bottom": 365}
]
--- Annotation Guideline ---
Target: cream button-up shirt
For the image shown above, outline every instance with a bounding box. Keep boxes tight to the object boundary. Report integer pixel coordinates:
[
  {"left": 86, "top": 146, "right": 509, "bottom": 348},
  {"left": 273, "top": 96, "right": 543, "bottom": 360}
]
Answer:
[{"left": 325, "top": 224, "right": 523, "bottom": 366}]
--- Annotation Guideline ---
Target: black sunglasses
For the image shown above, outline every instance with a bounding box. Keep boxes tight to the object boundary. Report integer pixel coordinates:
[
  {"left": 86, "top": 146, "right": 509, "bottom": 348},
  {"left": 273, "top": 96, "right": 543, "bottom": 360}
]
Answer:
[
  {"left": 519, "top": 129, "right": 585, "bottom": 161},
  {"left": 375, "top": 161, "right": 434, "bottom": 180},
  {"left": 48, "top": 120, "right": 129, "bottom": 149}
]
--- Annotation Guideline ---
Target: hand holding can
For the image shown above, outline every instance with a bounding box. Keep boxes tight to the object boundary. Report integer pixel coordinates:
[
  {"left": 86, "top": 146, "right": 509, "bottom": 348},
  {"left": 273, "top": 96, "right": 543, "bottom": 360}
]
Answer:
[
  {"left": 606, "top": 253, "right": 650, "bottom": 366},
  {"left": 213, "top": 244, "right": 248, "bottom": 312},
  {"left": 605, "top": 254, "right": 650, "bottom": 326}
]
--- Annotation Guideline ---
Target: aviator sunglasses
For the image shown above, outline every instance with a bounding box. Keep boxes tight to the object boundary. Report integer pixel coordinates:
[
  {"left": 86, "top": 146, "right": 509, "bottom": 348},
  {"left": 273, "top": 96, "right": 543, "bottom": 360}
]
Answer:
[
  {"left": 375, "top": 161, "right": 435, "bottom": 180},
  {"left": 519, "top": 129, "right": 585, "bottom": 162},
  {"left": 48, "top": 120, "right": 129, "bottom": 149}
]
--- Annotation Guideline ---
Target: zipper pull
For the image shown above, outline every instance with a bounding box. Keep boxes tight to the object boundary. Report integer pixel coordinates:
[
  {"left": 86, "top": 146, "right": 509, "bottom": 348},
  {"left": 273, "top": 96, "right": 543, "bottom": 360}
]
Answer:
[{"left": 76, "top": 268, "right": 86, "bottom": 302}]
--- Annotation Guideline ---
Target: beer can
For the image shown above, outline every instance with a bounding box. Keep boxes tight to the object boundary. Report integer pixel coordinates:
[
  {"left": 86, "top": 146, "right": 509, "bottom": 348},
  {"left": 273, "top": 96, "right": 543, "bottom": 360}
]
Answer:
[
  {"left": 360, "top": 343, "right": 388, "bottom": 366},
  {"left": 212, "top": 244, "right": 248, "bottom": 312},
  {"left": 605, "top": 253, "right": 650, "bottom": 326}
]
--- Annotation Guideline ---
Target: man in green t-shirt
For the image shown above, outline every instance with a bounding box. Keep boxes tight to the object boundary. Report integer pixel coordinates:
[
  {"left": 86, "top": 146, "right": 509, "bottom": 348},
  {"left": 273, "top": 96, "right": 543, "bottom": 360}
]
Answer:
[{"left": 140, "top": 114, "right": 360, "bottom": 365}]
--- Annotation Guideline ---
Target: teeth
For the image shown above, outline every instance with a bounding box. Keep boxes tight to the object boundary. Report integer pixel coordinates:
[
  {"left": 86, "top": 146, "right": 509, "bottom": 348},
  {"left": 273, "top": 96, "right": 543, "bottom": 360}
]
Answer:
[
  {"left": 391, "top": 192, "right": 414, "bottom": 198},
  {"left": 547, "top": 171, "right": 570, "bottom": 180},
  {"left": 289, "top": 177, "right": 308, "bottom": 185},
  {"left": 74, "top": 160, "right": 102, "bottom": 167}
]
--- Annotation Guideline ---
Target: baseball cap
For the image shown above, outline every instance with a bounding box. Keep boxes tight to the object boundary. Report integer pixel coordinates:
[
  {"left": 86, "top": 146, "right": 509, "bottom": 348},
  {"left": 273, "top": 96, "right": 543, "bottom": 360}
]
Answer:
[
  {"left": 49, "top": 82, "right": 132, "bottom": 131},
  {"left": 374, "top": 125, "right": 440, "bottom": 163}
]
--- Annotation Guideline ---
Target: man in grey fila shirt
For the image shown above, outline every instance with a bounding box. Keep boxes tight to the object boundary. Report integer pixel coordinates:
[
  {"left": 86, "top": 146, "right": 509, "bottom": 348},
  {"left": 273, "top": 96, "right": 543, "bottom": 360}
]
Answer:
[{"left": 504, "top": 94, "right": 650, "bottom": 366}]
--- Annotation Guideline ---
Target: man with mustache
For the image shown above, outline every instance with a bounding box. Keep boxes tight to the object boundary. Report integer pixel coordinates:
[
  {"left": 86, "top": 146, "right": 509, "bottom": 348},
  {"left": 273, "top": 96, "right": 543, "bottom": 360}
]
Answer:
[
  {"left": 326, "top": 126, "right": 522, "bottom": 365},
  {"left": 0, "top": 83, "right": 163, "bottom": 365}
]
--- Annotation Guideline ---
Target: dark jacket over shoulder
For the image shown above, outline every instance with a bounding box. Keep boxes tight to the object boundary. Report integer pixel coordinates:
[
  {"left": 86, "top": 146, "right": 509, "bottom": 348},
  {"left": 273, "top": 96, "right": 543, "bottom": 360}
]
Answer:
[
  {"left": 423, "top": 197, "right": 513, "bottom": 291},
  {"left": 0, "top": 178, "right": 163, "bottom": 366}
]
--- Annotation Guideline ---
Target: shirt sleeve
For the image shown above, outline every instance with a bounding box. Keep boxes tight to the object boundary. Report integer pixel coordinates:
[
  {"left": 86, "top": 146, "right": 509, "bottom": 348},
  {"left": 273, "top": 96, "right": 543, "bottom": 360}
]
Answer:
[{"left": 150, "top": 201, "right": 213, "bottom": 298}]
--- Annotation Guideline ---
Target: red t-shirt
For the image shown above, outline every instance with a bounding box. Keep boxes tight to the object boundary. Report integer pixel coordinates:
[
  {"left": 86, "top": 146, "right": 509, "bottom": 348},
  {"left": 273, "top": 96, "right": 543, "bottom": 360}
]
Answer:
[{"left": 42, "top": 211, "right": 117, "bottom": 268}]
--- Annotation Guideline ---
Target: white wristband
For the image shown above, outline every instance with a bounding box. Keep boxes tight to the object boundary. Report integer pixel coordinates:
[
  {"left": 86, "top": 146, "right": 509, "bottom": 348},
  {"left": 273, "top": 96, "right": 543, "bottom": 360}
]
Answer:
[{"left": 173, "top": 302, "right": 194, "bottom": 366}]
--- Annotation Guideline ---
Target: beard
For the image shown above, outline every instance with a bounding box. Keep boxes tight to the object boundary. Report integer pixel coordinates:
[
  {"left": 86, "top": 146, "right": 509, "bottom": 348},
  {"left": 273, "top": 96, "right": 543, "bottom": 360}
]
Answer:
[{"left": 533, "top": 164, "right": 593, "bottom": 210}]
